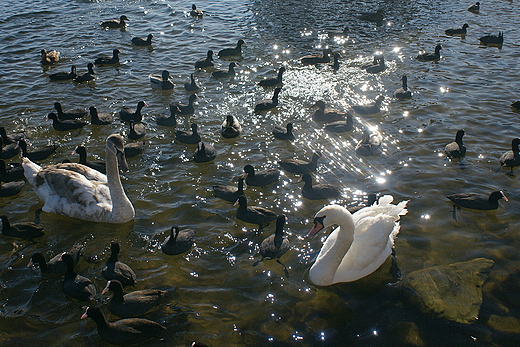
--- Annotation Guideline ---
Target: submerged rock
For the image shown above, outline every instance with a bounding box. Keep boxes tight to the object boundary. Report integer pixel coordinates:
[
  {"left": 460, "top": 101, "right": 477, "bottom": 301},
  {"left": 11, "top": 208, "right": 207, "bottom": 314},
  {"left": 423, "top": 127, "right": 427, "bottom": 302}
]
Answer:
[
  {"left": 399, "top": 258, "right": 494, "bottom": 324},
  {"left": 487, "top": 315, "right": 520, "bottom": 334},
  {"left": 387, "top": 321, "right": 425, "bottom": 347}
]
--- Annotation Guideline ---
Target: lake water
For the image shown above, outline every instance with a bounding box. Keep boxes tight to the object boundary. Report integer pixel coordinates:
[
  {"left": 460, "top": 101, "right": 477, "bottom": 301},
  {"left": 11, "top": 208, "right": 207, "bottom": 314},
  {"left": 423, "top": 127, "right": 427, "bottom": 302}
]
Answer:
[{"left": 1, "top": 0, "right": 520, "bottom": 346}]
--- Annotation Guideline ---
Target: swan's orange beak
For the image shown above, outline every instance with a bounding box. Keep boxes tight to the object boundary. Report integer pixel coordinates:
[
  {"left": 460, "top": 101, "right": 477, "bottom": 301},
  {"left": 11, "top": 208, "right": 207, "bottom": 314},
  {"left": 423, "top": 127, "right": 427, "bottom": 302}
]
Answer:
[{"left": 307, "top": 220, "right": 324, "bottom": 238}]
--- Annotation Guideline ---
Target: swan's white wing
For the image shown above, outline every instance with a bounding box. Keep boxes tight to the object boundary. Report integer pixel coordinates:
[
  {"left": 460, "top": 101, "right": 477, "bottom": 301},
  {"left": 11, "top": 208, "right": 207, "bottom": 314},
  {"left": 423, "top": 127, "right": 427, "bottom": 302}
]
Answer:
[
  {"left": 32, "top": 165, "right": 111, "bottom": 220},
  {"left": 333, "top": 215, "right": 399, "bottom": 283},
  {"left": 45, "top": 163, "right": 107, "bottom": 183},
  {"left": 331, "top": 196, "right": 408, "bottom": 283}
]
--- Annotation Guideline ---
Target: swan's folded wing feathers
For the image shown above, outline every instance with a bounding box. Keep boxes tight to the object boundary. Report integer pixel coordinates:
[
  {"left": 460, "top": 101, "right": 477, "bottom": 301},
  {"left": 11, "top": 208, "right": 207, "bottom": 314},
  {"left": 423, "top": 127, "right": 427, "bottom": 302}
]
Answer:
[
  {"left": 36, "top": 168, "right": 111, "bottom": 216},
  {"left": 46, "top": 163, "right": 107, "bottom": 183},
  {"left": 334, "top": 217, "right": 396, "bottom": 283}
]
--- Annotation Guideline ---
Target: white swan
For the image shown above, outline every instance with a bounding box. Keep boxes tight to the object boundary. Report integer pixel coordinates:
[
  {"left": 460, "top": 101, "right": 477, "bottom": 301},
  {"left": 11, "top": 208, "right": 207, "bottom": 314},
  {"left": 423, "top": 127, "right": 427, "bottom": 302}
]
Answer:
[
  {"left": 22, "top": 134, "right": 135, "bottom": 224},
  {"left": 307, "top": 195, "right": 408, "bottom": 285}
]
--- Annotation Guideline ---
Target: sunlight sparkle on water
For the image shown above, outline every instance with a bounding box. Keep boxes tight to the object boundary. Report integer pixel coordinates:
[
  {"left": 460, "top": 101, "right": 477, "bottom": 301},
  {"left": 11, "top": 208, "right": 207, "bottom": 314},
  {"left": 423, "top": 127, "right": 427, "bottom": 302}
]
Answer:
[
  {"left": 273, "top": 44, "right": 279, "bottom": 50},
  {"left": 393, "top": 46, "right": 402, "bottom": 53},
  {"left": 376, "top": 177, "right": 386, "bottom": 184},
  {"left": 292, "top": 332, "right": 304, "bottom": 341},
  {"left": 440, "top": 86, "right": 449, "bottom": 93},
  {"left": 265, "top": 293, "right": 275, "bottom": 303},
  {"left": 421, "top": 214, "right": 431, "bottom": 220}
]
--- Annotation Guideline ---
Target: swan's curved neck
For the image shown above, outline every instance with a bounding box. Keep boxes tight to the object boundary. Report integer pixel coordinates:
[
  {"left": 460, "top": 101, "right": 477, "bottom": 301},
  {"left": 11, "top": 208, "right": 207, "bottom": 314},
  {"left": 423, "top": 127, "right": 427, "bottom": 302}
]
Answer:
[
  {"left": 312, "top": 208, "right": 356, "bottom": 284},
  {"left": 105, "top": 149, "right": 134, "bottom": 223}
]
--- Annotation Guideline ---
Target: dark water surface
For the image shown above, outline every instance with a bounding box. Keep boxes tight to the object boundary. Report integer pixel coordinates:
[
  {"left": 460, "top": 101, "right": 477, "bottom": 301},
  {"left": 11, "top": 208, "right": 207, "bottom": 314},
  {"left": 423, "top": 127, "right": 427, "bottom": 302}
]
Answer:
[{"left": 1, "top": 0, "right": 520, "bottom": 346}]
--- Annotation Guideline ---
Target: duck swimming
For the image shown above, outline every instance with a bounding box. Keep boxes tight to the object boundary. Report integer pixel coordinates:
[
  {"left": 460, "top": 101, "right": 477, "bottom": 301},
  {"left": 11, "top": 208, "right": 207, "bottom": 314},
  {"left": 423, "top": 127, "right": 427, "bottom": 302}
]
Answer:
[
  {"left": 195, "top": 50, "right": 214, "bottom": 69},
  {"left": 351, "top": 95, "right": 384, "bottom": 115},
  {"left": 259, "top": 66, "right": 286, "bottom": 87},
  {"left": 301, "top": 49, "right": 333, "bottom": 66},
  {"left": 54, "top": 102, "right": 88, "bottom": 120},
  {"left": 120, "top": 101, "right": 147, "bottom": 123},
  {"left": 193, "top": 142, "right": 216, "bottom": 163},
  {"left": 174, "top": 94, "right": 198, "bottom": 115},
  {"left": 212, "top": 62, "right": 237, "bottom": 78},
  {"left": 234, "top": 195, "right": 278, "bottom": 231},
  {"left": 0, "top": 160, "right": 24, "bottom": 182},
  {"left": 175, "top": 123, "right": 201, "bottom": 144},
  {"left": 1, "top": 210, "right": 44, "bottom": 240},
  {"left": 355, "top": 128, "right": 382, "bottom": 156},
  {"left": 298, "top": 173, "right": 342, "bottom": 200},
  {"left": 254, "top": 87, "right": 281, "bottom": 113},
  {"left": 94, "top": 49, "right": 121, "bottom": 66},
  {"left": 416, "top": 44, "right": 442, "bottom": 61},
  {"left": 445, "top": 23, "right": 469, "bottom": 36},
  {"left": 89, "top": 106, "right": 113, "bottom": 125},
  {"left": 479, "top": 31, "right": 503, "bottom": 46},
  {"left": 28, "top": 244, "right": 83, "bottom": 274},
  {"left": 19, "top": 139, "right": 58, "bottom": 161},
  {"left": 132, "top": 34, "right": 153, "bottom": 46},
  {"left": 73, "top": 145, "right": 106, "bottom": 174},
  {"left": 161, "top": 226, "right": 195, "bottom": 255},
  {"left": 273, "top": 123, "right": 295, "bottom": 141},
  {"left": 394, "top": 75, "right": 412, "bottom": 100},
  {"left": 190, "top": 4, "right": 203, "bottom": 17},
  {"left": 307, "top": 195, "right": 408, "bottom": 285},
  {"left": 47, "top": 112, "right": 88, "bottom": 131},
  {"left": 102, "top": 241, "right": 137, "bottom": 286},
  {"left": 41, "top": 49, "right": 59, "bottom": 65},
  {"left": 213, "top": 177, "right": 246, "bottom": 203},
  {"left": 253, "top": 214, "right": 290, "bottom": 277},
  {"left": 156, "top": 105, "right": 179, "bottom": 127},
  {"left": 242, "top": 164, "right": 280, "bottom": 187},
  {"left": 468, "top": 2, "right": 480, "bottom": 13},
  {"left": 74, "top": 63, "right": 95, "bottom": 83},
  {"left": 81, "top": 306, "right": 165, "bottom": 345},
  {"left": 49, "top": 66, "right": 77, "bottom": 81},
  {"left": 445, "top": 129, "right": 466, "bottom": 159},
  {"left": 499, "top": 138, "right": 520, "bottom": 175},
  {"left": 103, "top": 280, "right": 165, "bottom": 318},
  {"left": 324, "top": 114, "right": 354, "bottom": 134},
  {"left": 62, "top": 253, "right": 96, "bottom": 301},
  {"left": 184, "top": 73, "right": 201, "bottom": 92},
  {"left": 365, "top": 56, "right": 386, "bottom": 74},
  {"left": 312, "top": 100, "right": 349, "bottom": 123},
  {"left": 220, "top": 115, "right": 241, "bottom": 139},
  {"left": 128, "top": 121, "right": 146, "bottom": 140},
  {"left": 448, "top": 191, "right": 507, "bottom": 210},
  {"left": 218, "top": 39, "right": 245, "bottom": 58},
  {"left": 279, "top": 152, "right": 322, "bottom": 174},
  {"left": 149, "top": 70, "right": 174, "bottom": 90},
  {"left": 100, "top": 15, "right": 129, "bottom": 29},
  {"left": 22, "top": 134, "right": 135, "bottom": 223}
]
